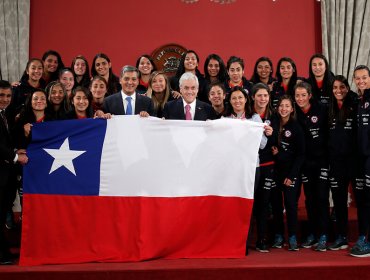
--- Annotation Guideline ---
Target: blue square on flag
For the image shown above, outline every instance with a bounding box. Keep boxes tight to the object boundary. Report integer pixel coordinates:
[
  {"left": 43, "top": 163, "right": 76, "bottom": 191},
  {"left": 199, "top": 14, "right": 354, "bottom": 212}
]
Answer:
[{"left": 23, "top": 119, "right": 107, "bottom": 196}]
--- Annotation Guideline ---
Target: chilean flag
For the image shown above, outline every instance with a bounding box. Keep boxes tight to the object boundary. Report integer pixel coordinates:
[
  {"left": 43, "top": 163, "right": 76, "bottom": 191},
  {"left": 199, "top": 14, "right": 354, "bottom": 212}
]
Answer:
[{"left": 20, "top": 116, "right": 263, "bottom": 266}]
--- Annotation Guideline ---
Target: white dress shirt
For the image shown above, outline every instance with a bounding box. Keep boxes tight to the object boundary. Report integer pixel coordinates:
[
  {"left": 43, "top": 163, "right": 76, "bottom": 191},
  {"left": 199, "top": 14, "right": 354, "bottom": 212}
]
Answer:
[
  {"left": 121, "top": 91, "right": 136, "bottom": 115},
  {"left": 182, "top": 99, "right": 196, "bottom": 120}
]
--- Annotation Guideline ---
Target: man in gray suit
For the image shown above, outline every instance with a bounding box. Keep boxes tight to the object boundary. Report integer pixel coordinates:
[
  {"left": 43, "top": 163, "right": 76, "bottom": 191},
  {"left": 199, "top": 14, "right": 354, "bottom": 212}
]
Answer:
[{"left": 103, "top": 65, "right": 154, "bottom": 116}]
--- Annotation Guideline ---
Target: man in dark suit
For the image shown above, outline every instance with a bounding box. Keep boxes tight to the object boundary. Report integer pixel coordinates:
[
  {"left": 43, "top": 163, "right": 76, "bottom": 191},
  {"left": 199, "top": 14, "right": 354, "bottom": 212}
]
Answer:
[
  {"left": 0, "top": 80, "right": 28, "bottom": 264},
  {"left": 103, "top": 65, "right": 154, "bottom": 116},
  {"left": 163, "top": 72, "right": 216, "bottom": 121}
]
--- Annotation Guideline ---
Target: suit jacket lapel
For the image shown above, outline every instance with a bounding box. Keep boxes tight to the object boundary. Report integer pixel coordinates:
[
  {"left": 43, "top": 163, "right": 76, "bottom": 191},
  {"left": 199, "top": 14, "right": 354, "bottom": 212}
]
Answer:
[
  {"left": 116, "top": 93, "right": 125, "bottom": 115},
  {"left": 178, "top": 98, "right": 186, "bottom": 120},
  {"left": 134, "top": 93, "right": 140, "bottom": 114},
  {"left": 194, "top": 100, "right": 202, "bottom": 120}
]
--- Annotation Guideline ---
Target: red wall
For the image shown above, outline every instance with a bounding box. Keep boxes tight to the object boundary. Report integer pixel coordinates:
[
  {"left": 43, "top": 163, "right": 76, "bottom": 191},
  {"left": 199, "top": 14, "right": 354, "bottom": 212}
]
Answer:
[{"left": 30, "top": 0, "right": 321, "bottom": 78}]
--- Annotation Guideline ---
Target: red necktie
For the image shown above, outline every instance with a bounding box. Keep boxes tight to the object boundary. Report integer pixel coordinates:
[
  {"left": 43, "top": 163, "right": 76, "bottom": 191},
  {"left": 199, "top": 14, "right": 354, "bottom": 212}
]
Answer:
[{"left": 185, "top": 104, "right": 192, "bottom": 120}]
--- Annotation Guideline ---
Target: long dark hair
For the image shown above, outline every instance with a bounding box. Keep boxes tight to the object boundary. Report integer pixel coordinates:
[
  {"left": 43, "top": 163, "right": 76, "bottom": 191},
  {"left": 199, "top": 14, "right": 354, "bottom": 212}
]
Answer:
[
  {"left": 225, "top": 86, "right": 253, "bottom": 118},
  {"left": 20, "top": 58, "right": 44, "bottom": 83},
  {"left": 203, "top": 54, "right": 228, "bottom": 83},
  {"left": 275, "top": 57, "right": 298, "bottom": 96},
  {"left": 42, "top": 50, "right": 65, "bottom": 82},
  {"left": 70, "top": 86, "right": 94, "bottom": 118},
  {"left": 135, "top": 54, "right": 157, "bottom": 76},
  {"left": 277, "top": 94, "right": 296, "bottom": 121},
  {"left": 307, "top": 53, "right": 334, "bottom": 98},
  {"left": 328, "top": 75, "right": 353, "bottom": 125},
  {"left": 174, "top": 50, "right": 202, "bottom": 78},
  {"left": 19, "top": 89, "right": 48, "bottom": 123},
  {"left": 276, "top": 95, "right": 296, "bottom": 144},
  {"left": 71, "top": 55, "right": 91, "bottom": 88},
  {"left": 250, "top": 56, "right": 274, "bottom": 84},
  {"left": 91, "top": 53, "right": 120, "bottom": 94}
]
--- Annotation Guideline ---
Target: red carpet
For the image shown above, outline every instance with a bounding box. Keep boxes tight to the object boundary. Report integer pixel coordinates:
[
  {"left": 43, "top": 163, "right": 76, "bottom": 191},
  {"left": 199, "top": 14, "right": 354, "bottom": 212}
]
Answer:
[
  {"left": 1, "top": 202, "right": 366, "bottom": 279},
  {"left": 1, "top": 248, "right": 369, "bottom": 280}
]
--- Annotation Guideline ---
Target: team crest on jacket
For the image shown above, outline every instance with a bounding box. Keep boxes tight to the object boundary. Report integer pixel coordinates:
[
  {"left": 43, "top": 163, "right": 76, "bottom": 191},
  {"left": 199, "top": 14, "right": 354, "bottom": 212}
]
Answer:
[
  {"left": 284, "top": 130, "right": 292, "bottom": 137},
  {"left": 311, "top": 116, "right": 318, "bottom": 123},
  {"left": 365, "top": 102, "right": 369, "bottom": 109}
]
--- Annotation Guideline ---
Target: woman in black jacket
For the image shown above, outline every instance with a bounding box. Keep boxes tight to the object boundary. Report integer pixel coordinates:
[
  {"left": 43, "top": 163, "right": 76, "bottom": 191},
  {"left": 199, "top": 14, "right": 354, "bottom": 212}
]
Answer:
[
  {"left": 91, "top": 53, "right": 121, "bottom": 96},
  {"left": 270, "top": 57, "right": 302, "bottom": 110},
  {"left": 327, "top": 75, "right": 357, "bottom": 250},
  {"left": 295, "top": 82, "right": 330, "bottom": 252},
  {"left": 170, "top": 50, "right": 208, "bottom": 102},
  {"left": 224, "top": 56, "right": 253, "bottom": 96},
  {"left": 45, "top": 81, "right": 70, "bottom": 120},
  {"left": 271, "top": 95, "right": 305, "bottom": 251},
  {"left": 306, "top": 54, "right": 334, "bottom": 107},
  {"left": 350, "top": 65, "right": 370, "bottom": 257},
  {"left": 251, "top": 83, "right": 277, "bottom": 253},
  {"left": 10, "top": 58, "right": 46, "bottom": 123}
]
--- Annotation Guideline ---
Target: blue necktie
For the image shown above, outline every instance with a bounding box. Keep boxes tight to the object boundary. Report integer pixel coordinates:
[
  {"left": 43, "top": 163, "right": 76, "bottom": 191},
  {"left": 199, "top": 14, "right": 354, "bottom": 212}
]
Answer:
[{"left": 126, "top": 96, "right": 133, "bottom": 115}]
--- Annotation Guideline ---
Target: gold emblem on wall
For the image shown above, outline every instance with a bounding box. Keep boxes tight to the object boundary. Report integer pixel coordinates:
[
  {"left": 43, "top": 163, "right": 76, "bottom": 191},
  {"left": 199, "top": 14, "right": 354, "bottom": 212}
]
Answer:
[{"left": 151, "top": 44, "right": 187, "bottom": 77}]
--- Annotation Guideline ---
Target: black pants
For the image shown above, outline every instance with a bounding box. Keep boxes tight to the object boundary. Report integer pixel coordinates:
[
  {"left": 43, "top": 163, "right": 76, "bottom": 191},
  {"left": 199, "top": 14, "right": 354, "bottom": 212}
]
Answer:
[
  {"left": 0, "top": 165, "right": 17, "bottom": 256},
  {"left": 254, "top": 165, "right": 275, "bottom": 241},
  {"left": 354, "top": 156, "right": 370, "bottom": 237},
  {"left": 300, "top": 158, "right": 330, "bottom": 237},
  {"left": 329, "top": 158, "right": 353, "bottom": 237},
  {"left": 271, "top": 173, "right": 300, "bottom": 237}
]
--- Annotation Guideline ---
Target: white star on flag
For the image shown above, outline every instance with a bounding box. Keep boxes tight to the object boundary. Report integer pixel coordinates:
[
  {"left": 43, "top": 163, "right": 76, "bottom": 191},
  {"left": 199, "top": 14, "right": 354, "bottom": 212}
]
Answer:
[{"left": 43, "top": 137, "right": 86, "bottom": 176}]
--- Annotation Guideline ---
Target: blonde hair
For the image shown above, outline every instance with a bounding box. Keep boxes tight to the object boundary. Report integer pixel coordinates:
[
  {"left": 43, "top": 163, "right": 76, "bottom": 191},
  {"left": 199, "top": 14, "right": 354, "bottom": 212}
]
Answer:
[{"left": 146, "top": 71, "right": 171, "bottom": 112}]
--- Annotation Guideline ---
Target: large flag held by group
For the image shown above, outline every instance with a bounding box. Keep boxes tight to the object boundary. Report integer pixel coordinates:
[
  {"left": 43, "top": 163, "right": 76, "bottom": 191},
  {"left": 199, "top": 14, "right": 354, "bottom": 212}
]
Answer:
[{"left": 20, "top": 116, "right": 263, "bottom": 266}]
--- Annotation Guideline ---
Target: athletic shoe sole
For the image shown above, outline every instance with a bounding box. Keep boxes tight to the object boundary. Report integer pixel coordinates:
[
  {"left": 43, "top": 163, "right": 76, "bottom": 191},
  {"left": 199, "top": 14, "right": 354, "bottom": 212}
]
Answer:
[
  {"left": 350, "top": 252, "right": 370, "bottom": 258},
  {"left": 328, "top": 244, "right": 348, "bottom": 251},
  {"left": 256, "top": 248, "right": 270, "bottom": 253}
]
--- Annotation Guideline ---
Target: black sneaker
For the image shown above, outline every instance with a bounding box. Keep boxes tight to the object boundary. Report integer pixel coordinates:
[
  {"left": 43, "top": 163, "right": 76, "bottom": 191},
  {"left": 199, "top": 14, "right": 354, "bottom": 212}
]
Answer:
[
  {"left": 301, "top": 234, "right": 318, "bottom": 248},
  {"left": 315, "top": 235, "right": 327, "bottom": 252},
  {"left": 328, "top": 236, "right": 348, "bottom": 250},
  {"left": 350, "top": 241, "right": 370, "bottom": 257},
  {"left": 256, "top": 239, "right": 270, "bottom": 253},
  {"left": 271, "top": 234, "right": 284, "bottom": 249},
  {"left": 288, "top": 235, "right": 299, "bottom": 251}
]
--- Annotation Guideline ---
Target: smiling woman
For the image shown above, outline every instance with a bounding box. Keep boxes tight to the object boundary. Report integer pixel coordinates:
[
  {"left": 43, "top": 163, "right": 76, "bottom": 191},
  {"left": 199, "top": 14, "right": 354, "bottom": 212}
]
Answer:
[
  {"left": 45, "top": 81, "right": 71, "bottom": 120},
  {"left": 10, "top": 58, "right": 46, "bottom": 120},
  {"left": 66, "top": 86, "right": 93, "bottom": 119},
  {"left": 91, "top": 53, "right": 121, "bottom": 96},
  {"left": 71, "top": 55, "right": 91, "bottom": 88},
  {"left": 306, "top": 53, "right": 334, "bottom": 107},
  {"left": 41, "top": 50, "right": 65, "bottom": 85},
  {"left": 170, "top": 50, "right": 208, "bottom": 103},
  {"left": 225, "top": 56, "right": 253, "bottom": 95},
  {"left": 59, "top": 68, "right": 75, "bottom": 99},
  {"left": 14, "top": 89, "right": 52, "bottom": 149},
  {"left": 135, "top": 55, "right": 157, "bottom": 94}
]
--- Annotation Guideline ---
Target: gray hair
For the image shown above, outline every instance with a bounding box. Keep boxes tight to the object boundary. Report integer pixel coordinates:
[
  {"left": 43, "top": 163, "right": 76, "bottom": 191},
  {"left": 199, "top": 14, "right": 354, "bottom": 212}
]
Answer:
[
  {"left": 120, "top": 65, "right": 140, "bottom": 78},
  {"left": 179, "top": 72, "right": 199, "bottom": 88}
]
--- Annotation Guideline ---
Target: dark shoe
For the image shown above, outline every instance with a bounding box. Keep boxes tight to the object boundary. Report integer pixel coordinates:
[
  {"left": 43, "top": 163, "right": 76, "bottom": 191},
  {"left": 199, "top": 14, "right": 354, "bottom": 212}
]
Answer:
[
  {"left": 350, "top": 241, "right": 370, "bottom": 257},
  {"left": 301, "top": 234, "right": 318, "bottom": 248},
  {"left": 5, "top": 211, "right": 15, "bottom": 230},
  {"left": 0, "top": 255, "right": 13, "bottom": 265},
  {"left": 315, "top": 235, "right": 327, "bottom": 252},
  {"left": 271, "top": 234, "right": 284, "bottom": 249},
  {"left": 256, "top": 239, "right": 270, "bottom": 253},
  {"left": 288, "top": 235, "right": 299, "bottom": 251},
  {"left": 351, "top": 235, "right": 367, "bottom": 251},
  {"left": 328, "top": 236, "right": 348, "bottom": 250}
]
